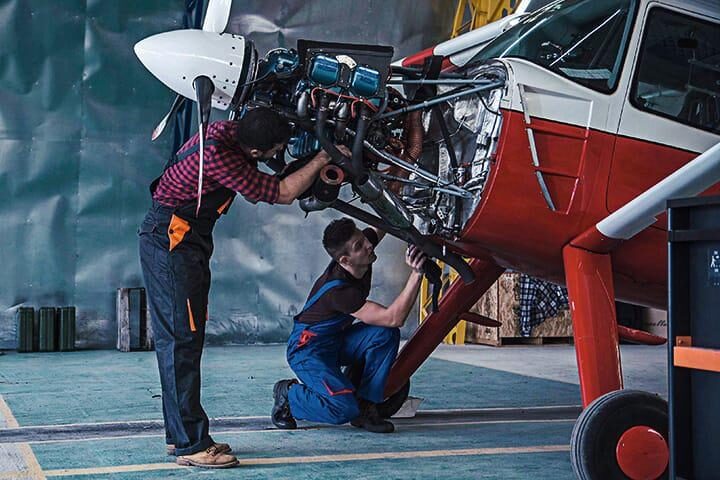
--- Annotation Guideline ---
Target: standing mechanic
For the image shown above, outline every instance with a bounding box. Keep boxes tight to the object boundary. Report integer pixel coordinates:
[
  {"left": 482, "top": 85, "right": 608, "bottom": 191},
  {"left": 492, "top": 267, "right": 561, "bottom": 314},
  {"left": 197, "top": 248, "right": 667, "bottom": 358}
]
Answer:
[
  {"left": 139, "top": 107, "right": 348, "bottom": 468},
  {"left": 271, "top": 217, "right": 426, "bottom": 433}
]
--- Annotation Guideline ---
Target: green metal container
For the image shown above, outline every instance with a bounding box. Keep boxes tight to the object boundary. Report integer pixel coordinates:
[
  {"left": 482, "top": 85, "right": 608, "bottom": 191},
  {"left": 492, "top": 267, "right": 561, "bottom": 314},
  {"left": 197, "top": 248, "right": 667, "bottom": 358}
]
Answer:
[
  {"left": 16, "top": 307, "right": 35, "bottom": 353},
  {"left": 38, "top": 307, "right": 58, "bottom": 352},
  {"left": 59, "top": 306, "right": 76, "bottom": 351}
]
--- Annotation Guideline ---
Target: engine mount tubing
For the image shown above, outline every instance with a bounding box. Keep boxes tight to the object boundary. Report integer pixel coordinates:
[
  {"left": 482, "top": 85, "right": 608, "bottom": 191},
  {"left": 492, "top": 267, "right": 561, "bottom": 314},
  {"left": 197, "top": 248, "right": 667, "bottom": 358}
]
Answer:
[
  {"left": 384, "top": 258, "right": 504, "bottom": 396},
  {"left": 562, "top": 244, "right": 623, "bottom": 407},
  {"left": 354, "top": 174, "right": 414, "bottom": 229},
  {"left": 389, "top": 65, "right": 466, "bottom": 79},
  {"left": 332, "top": 200, "right": 475, "bottom": 284},
  {"left": 377, "top": 174, "right": 468, "bottom": 197},
  {"left": 340, "top": 126, "right": 468, "bottom": 197},
  {"left": 364, "top": 142, "right": 471, "bottom": 198},
  {"left": 374, "top": 81, "right": 503, "bottom": 120},
  {"left": 388, "top": 79, "right": 496, "bottom": 85}
]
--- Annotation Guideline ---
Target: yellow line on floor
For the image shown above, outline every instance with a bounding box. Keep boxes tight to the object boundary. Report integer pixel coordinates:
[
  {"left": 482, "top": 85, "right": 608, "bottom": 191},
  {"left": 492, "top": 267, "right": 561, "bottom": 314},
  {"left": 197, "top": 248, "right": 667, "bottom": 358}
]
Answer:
[
  {"left": 42, "top": 445, "right": 569, "bottom": 477},
  {"left": 0, "top": 395, "right": 19, "bottom": 429},
  {"left": 0, "top": 395, "right": 46, "bottom": 480}
]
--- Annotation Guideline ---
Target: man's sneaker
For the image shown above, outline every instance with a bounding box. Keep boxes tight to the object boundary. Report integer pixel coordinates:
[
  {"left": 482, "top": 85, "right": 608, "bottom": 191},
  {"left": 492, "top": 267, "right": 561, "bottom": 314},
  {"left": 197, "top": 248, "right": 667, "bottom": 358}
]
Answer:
[
  {"left": 167, "top": 442, "right": 231, "bottom": 456},
  {"left": 176, "top": 444, "right": 238, "bottom": 468},
  {"left": 272, "top": 379, "right": 298, "bottom": 429},
  {"left": 351, "top": 400, "right": 395, "bottom": 433}
]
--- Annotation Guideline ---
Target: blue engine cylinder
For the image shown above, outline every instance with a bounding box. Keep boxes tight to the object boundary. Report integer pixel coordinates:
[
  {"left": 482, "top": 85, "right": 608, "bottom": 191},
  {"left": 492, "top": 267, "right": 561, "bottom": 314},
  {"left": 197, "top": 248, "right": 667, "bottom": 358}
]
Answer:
[
  {"left": 350, "top": 66, "right": 380, "bottom": 97},
  {"left": 308, "top": 55, "right": 340, "bottom": 86}
]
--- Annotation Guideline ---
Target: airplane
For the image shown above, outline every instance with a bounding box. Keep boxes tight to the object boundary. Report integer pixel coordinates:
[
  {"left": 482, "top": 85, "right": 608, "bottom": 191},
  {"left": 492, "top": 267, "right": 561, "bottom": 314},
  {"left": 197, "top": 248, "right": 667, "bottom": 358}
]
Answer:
[{"left": 134, "top": 0, "right": 720, "bottom": 478}]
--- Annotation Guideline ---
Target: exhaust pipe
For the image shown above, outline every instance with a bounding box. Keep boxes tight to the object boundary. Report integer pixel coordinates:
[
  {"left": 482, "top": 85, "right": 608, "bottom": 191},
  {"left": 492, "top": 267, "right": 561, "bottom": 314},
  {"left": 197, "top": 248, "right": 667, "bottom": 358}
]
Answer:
[
  {"left": 300, "top": 165, "right": 345, "bottom": 213},
  {"left": 354, "top": 173, "right": 414, "bottom": 230},
  {"left": 314, "top": 94, "right": 357, "bottom": 177},
  {"left": 352, "top": 104, "right": 371, "bottom": 180}
]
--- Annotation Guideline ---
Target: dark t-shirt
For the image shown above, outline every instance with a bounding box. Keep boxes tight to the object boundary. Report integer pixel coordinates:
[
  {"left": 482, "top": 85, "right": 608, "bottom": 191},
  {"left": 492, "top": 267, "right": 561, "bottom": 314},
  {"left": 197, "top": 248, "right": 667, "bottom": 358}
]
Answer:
[{"left": 296, "top": 228, "right": 379, "bottom": 324}]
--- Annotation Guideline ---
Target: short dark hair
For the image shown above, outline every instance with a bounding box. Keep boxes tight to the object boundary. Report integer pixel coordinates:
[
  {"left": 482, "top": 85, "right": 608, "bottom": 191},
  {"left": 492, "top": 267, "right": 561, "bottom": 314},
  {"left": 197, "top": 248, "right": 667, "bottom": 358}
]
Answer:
[
  {"left": 323, "top": 218, "right": 357, "bottom": 260},
  {"left": 236, "top": 106, "right": 292, "bottom": 151}
]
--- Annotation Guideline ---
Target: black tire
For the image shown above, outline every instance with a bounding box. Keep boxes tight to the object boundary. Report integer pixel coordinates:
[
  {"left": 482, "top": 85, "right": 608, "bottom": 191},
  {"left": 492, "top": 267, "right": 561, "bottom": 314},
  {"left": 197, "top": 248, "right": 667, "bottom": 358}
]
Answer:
[
  {"left": 343, "top": 363, "right": 411, "bottom": 419},
  {"left": 571, "top": 389, "right": 668, "bottom": 480}
]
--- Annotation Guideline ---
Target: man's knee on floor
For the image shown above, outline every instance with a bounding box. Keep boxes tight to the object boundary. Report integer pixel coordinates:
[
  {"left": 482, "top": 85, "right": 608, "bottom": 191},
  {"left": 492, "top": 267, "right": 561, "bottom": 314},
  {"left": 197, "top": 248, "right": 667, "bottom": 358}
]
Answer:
[{"left": 325, "top": 395, "right": 360, "bottom": 424}]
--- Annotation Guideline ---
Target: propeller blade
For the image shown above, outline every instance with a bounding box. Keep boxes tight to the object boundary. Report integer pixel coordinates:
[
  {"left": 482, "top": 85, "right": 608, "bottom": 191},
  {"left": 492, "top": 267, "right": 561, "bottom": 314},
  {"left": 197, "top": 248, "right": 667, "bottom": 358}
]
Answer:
[
  {"left": 202, "top": 0, "right": 232, "bottom": 32},
  {"left": 193, "top": 76, "right": 215, "bottom": 217},
  {"left": 151, "top": 94, "right": 186, "bottom": 141}
]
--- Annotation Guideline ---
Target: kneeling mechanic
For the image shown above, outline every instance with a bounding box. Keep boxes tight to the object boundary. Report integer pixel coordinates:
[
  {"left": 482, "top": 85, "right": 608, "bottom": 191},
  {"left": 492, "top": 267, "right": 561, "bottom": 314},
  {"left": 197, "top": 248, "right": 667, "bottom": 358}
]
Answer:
[{"left": 272, "top": 218, "right": 426, "bottom": 433}]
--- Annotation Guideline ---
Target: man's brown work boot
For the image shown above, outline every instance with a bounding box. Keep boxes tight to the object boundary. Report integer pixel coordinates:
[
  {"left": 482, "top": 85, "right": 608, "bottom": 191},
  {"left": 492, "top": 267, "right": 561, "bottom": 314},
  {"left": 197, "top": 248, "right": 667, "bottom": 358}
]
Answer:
[
  {"left": 167, "top": 442, "right": 231, "bottom": 456},
  {"left": 176, "top": 444, "right": 238, "bottom": 468}
]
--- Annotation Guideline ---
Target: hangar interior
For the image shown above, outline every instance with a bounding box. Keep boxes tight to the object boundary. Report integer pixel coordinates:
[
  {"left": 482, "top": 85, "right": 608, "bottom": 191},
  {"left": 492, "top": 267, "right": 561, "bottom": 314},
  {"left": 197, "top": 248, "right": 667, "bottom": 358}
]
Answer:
[{"left": 1, "top": 0, "right": 719, "bottom": 479}]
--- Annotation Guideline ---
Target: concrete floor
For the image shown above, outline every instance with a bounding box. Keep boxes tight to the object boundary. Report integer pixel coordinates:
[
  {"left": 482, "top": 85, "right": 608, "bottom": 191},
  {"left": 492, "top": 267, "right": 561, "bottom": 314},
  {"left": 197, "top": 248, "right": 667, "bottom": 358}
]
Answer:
[{"left": 0, "top": 343, "right": 667, "bottom": 479}]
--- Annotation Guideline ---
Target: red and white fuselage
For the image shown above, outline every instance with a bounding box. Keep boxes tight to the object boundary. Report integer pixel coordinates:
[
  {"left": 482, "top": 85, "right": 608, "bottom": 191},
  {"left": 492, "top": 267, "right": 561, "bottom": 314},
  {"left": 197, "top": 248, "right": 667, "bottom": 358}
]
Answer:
[{"left": 402, "top": 0, "right": 720, "bottom": 309}]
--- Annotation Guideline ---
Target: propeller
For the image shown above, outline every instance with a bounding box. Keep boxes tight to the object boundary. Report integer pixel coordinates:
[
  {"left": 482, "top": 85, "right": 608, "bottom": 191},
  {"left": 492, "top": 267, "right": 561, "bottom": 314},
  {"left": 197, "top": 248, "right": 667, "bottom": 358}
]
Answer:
[
  {"left": 151, "top": 94, "right": 186, "bottom": 141},
  {"left": 192, "top": 76, "right": 215, "bottom": 217},
  {"left": 202, "top": 0, "right": 232, "bottom": 33},
  {"left": 149, "top": 0, "right": 232, "bottom": 141}
]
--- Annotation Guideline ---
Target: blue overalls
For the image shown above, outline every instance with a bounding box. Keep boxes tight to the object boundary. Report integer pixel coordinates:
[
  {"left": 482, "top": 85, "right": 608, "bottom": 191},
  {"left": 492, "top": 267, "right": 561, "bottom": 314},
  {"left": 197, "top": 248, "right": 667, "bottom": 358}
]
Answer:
[
  {"left": 286, "top": 280, "right": 401, "bottom": 425},
  {"left": 138, "top": 140, "right": 235, "bottom": 456}
]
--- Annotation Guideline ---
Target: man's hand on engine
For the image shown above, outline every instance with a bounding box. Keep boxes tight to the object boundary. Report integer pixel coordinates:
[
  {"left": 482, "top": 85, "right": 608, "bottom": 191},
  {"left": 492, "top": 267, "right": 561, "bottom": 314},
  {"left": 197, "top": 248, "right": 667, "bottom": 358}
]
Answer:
[{"left": 313, "top": 149, "right": 331, "bottom": 165}]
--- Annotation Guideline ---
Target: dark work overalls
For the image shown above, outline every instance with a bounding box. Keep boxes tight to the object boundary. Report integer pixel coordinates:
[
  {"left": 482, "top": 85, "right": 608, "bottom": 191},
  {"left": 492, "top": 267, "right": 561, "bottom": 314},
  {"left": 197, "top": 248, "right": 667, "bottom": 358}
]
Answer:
[
  {"left": 138, "top": 140, "right": 235, "bottom": 456},
  {"left": 286, "top": 279, "right": 401, "bottom": 425}
]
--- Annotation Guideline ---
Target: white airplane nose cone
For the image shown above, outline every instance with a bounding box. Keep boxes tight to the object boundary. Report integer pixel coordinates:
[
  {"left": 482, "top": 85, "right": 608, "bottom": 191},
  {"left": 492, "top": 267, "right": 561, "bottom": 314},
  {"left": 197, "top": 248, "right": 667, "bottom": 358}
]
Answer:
[{"left": 134, "top": 30, "right": 248, "bottom": 110}]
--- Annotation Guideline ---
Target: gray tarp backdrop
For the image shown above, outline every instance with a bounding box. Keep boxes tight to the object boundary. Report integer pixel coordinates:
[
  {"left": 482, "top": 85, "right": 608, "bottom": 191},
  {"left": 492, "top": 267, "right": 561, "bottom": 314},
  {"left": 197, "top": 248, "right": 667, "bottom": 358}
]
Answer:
[{"left": 0, "top": 1, "right": 456, "bottom": 349}]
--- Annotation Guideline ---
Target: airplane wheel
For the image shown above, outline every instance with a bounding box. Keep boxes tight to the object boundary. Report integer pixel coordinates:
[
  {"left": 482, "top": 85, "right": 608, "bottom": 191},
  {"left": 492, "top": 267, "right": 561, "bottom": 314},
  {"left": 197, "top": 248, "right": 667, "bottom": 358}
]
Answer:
[
  {"left": 571, "top": 389, "right": 669, "bottom": 480},
  {"left": 343, "top": 363, "right": 410, "bottom": 419}
]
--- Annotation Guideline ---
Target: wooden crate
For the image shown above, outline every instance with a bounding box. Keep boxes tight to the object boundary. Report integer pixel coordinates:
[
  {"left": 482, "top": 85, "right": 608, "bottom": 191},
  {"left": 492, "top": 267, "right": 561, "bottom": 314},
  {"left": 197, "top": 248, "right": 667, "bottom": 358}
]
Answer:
[
  {"left": 116, "top": 288, "right": 154, "bottom": 352},
  {"left": 465, "top": 273, "right": 573, "bottom": 346}
]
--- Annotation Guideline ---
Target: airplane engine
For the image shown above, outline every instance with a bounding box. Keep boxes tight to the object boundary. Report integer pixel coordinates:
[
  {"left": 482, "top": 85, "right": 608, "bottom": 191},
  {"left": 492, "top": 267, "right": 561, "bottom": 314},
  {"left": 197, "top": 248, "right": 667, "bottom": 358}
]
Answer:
[{"left": 236, "top": 39, "right": 508, "bottom": 243}]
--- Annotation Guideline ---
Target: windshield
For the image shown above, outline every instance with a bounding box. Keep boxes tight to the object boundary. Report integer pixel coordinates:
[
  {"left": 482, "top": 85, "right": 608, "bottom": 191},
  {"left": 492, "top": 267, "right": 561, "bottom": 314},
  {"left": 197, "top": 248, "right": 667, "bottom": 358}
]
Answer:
[{"left": 471, "top": 0, "right": 638, "bottom": 93}]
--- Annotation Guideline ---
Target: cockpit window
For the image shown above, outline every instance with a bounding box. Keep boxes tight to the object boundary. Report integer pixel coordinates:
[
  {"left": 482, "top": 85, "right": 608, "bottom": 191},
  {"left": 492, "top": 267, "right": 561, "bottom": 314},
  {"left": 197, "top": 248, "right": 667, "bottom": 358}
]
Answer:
[
  {"left": 471, "top": 0, "right": 638, "bottom": 93},
  {"left": 631, "top": 8, "right": 720, "bottom": 134}
]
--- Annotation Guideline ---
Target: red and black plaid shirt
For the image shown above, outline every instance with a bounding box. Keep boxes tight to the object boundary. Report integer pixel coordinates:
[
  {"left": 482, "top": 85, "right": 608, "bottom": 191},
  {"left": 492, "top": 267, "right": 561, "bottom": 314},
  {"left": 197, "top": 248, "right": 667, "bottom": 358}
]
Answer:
[{"left": 152, "top": 120, "right": 280, "bottom": 207}]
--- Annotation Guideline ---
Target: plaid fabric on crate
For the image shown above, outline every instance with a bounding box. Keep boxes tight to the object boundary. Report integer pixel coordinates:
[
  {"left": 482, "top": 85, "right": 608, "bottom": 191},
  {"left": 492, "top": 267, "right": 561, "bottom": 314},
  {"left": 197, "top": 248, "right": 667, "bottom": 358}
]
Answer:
[{"left": 516, "top": 274, "right": 569, "bottom": 337}]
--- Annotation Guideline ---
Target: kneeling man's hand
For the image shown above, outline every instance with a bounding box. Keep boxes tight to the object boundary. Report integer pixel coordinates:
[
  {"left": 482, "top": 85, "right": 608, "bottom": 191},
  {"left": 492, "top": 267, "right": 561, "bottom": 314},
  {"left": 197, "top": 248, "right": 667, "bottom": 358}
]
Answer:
[{"left": 405, "top": 245, "right": 426, "bottom": 273}]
